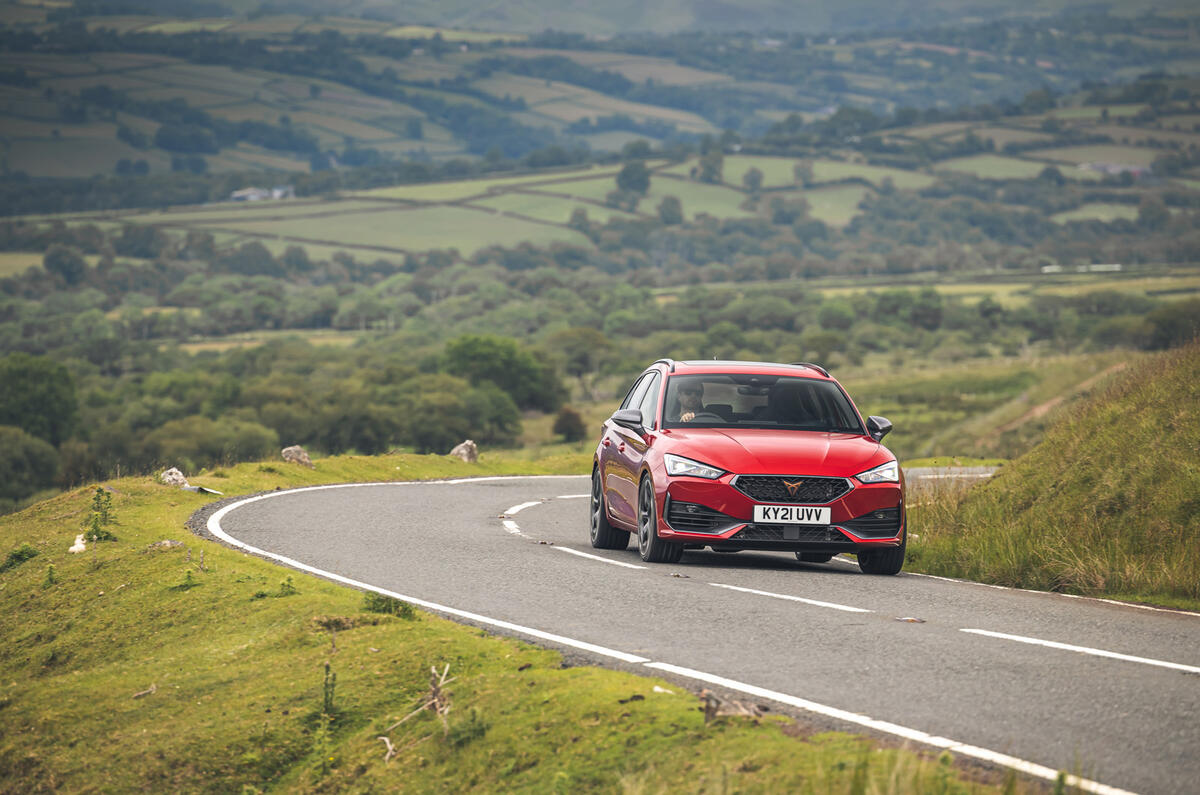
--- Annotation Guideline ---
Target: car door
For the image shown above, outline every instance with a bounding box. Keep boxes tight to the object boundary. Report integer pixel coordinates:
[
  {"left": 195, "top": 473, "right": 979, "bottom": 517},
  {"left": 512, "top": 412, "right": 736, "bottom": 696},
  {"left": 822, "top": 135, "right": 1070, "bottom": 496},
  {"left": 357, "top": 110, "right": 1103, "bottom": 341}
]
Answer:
[{"left": 606, "top": 371, "right": 661, "bottom": 527}]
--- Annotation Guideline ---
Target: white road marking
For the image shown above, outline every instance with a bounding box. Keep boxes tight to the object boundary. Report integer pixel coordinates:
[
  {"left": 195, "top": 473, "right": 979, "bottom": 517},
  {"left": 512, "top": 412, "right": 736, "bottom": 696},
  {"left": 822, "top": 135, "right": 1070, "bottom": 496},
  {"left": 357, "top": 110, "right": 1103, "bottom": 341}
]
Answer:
[
  {"left": 962, "top": 628, "right": 1200, "bottom": 674},
  {"left": 504, "top": 500, "right": 544, "bottom": 515},
  {"left": 206, "top": 478, "right": 1143, "bottom": 795},
  {"left": 555, "top": 547, "right": 647, "bottom": 570},
  {"left": 643, "top": 662, "right": 1135, "bottom": 795},
  {"left": 710, "top": 582, "right": 871, "bottom": 613},
  {"left": 557, "top": 493, "right": 589, "bottom": 499},
  {"left": 207, "top": 485, "right": 645, "bottom": 665},
  {"left": 912, "top": 572, "right": 1200, "bottom": 617}
]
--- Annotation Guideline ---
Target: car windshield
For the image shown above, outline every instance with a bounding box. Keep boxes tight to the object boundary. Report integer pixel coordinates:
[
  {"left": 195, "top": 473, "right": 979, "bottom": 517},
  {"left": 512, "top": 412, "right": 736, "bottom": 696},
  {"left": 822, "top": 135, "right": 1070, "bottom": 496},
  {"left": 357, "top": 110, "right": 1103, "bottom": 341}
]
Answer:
[{"left": 662, "top": 374, "right": 865, "bottom": 433}]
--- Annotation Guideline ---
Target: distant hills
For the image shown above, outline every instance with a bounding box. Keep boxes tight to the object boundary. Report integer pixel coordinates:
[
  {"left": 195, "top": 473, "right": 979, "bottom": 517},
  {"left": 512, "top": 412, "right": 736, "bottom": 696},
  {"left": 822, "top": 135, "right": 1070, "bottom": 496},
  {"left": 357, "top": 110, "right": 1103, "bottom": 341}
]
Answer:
[{"left": 241, "top": 0, "right": 1200, "bottom": 35}]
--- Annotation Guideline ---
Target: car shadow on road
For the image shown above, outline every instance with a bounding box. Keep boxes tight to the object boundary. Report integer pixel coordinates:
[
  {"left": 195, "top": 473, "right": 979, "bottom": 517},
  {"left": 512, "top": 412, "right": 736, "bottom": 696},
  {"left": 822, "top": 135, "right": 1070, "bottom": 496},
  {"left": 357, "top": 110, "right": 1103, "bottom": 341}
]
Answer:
[{"left": 658, "top": 551, "right": 862, "bottom": 575}]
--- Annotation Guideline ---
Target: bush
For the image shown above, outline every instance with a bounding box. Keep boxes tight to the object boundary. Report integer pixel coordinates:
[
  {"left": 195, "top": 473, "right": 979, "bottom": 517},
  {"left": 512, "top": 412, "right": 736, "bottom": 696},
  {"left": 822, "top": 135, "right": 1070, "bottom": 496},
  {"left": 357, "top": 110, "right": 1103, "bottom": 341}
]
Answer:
[{"left": 552, "top": 407, "right": 587, "bottom": 442}]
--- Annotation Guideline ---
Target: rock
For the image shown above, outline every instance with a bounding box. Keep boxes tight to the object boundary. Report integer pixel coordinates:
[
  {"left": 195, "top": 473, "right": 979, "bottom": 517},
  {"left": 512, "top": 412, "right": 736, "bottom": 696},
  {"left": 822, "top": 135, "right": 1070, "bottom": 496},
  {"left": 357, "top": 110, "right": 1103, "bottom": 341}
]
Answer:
[
  {"left": 159, "top": 467, "right": 189, "bottom": 487},
  {"left": 448, "top": 439, "right": 478, "bottom": 463},
  {"left": 282, "top": 445, "right": 314, "bottom": 468},
  {"left": 68, "top": 534, "right": 86, "bottom": 554},
  {"left": 148, "top": 540, "right": 183, "bottom": 552}
]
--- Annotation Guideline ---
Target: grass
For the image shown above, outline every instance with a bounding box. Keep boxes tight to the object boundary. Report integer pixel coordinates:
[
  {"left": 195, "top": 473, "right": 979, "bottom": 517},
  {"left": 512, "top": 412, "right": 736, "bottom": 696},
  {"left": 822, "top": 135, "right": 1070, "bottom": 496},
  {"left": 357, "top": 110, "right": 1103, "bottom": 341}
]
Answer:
[
  {"left": 1025, "top": 145, "right": 1162, "bottom": 167},
  {"left": 935, "top": 154, "right": 1058, "bottom": 180},
  {"left": 844, "top": 352, "right": 1130, "bottom": 461},
  {"left": 0, "top": 452, "right": 1024, "bottom": 793},
  {"left": 174, "top": 205, "right": 590, "bottom": 257},
  {"left": 810, "top": 160, "right": 935, "bottom": 190},
  {"left": 0, "top": 252, "right": 43, "bottom": 278},
  {"left": 1051, "top": 203, "right": 1141, "bottom": 224},
  {"left": 906, "top": 343, "right": 1200, "bottom": 610},
  {"left": 801, "top": 184, "right": 873, "bottom": 227}
]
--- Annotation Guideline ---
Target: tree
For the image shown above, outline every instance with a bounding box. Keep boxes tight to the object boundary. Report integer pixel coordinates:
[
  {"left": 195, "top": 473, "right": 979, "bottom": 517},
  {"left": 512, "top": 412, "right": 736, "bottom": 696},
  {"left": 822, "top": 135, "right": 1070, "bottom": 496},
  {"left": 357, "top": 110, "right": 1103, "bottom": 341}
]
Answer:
[
  {"left": 43, "top": 244, "right": 87, "bottom": 286},
  {"left": 1137, "top": 196, "right": 1170, "bottom": 230},
  {"left": 657, "top": 195, "right": 683, "bottom": 225},
  {"left": 616, "top": 161, "right": 651, "bottom": 194},
  {"left": 699, "top": 151, "right": 723, "bottom": 184},
  {"left": 442, "top": 335, "right": 565, "bottom": 412},
  {"left": 0, "top": 353, "right": 78, "bottom": 447},
  {"left": 0, "top": 426, "right": 58, "bottom": 511},
  {"left": 742, "top": 167, "right": 764, "bottom": 194}
]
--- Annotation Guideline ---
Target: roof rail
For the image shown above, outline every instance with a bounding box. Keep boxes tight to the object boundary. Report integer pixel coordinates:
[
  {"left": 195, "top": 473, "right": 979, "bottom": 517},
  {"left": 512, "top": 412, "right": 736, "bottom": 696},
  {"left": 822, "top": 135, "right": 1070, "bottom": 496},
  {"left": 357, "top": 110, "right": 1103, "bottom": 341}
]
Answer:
[
  {"left": 651, "top": 358, "right": 676, "bottom": 373},
  {"left": 789, "top": 361, "right": 830, "bottom": 377}
]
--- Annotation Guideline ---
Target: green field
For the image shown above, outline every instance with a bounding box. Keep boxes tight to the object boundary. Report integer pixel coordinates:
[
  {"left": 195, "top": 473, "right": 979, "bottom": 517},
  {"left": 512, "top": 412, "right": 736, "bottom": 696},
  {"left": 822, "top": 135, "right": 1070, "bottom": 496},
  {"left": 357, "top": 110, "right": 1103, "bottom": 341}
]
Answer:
[
  {"left": 350, "top": 165, "right": 623, "bottom": 202},
  {"left": 467, "top": 191, "right": 638, "bottom": 224},
  {"left": 1026, "top": 145, "right": 1163, "bottom": 167},
  {"left": 797, "top": 184, "right": 873, "bottom": 227},
  {"left": 1050, "top": 203, "right": 1141, "bottom": 224},
  {"left": 810, "top": 160, "right": 935, "bottom": 189},
  {"left": 499, "top": 47, "right": 730, "bottom": 86},
  {"left": 207, "top": 205, "right": 589, "bottom": 255},
  {"left": 472, "top": 73, "right": 715, "bottom": 134},
  {"left": 0, "top": 252, "right": 43, "bottom": 278},
  {"left": 936, "top": 154, "right": 1060, "bottom": 180}
]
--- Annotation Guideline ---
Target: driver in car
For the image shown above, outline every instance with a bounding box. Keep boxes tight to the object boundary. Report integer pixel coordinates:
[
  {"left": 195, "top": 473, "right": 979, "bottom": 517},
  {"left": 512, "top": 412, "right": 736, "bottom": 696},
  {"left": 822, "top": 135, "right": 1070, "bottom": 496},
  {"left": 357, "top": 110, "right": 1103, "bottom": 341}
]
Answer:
[{"left": 677, "top": 382, "right": 704, "bottom": 422}]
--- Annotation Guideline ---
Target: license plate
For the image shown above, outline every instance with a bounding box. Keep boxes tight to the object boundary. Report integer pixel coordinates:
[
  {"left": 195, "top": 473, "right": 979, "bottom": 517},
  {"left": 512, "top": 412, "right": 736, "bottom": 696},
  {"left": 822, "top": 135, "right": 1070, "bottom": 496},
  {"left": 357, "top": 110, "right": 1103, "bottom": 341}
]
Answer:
[{"left": 753, "top": 505, "right": 831, "bottom": 524}]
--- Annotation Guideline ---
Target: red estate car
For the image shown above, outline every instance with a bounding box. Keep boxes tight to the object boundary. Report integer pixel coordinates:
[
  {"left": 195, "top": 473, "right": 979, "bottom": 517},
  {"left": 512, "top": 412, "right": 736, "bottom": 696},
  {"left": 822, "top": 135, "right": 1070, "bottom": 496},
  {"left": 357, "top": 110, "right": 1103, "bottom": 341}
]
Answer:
[{"left": 590, "top": 359, "right": 906, "bottom": 574}]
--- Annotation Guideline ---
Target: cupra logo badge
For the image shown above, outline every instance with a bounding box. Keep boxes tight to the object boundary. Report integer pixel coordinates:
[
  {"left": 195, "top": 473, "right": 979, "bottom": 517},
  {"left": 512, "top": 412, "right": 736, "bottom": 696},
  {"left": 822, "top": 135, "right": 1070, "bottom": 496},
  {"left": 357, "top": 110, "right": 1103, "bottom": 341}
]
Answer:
[{"left": 783, "top": 479, "right": 805, "bottom": 496}]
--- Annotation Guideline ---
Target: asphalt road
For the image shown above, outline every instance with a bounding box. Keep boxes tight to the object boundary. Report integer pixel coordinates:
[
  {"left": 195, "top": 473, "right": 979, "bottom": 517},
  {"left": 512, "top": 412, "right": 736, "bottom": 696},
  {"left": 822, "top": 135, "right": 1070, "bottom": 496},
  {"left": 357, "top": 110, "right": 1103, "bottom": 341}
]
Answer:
[{"left": 203, "top": 474, "right": 1200, "bottom": 795}]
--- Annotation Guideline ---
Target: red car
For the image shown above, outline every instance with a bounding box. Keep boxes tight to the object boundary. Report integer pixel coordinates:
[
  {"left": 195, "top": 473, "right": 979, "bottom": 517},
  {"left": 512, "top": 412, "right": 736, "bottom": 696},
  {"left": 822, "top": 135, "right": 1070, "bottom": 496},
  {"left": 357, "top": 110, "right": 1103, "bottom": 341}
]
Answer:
[{"left": 590, "top": 359, "right": 906, "bottom": 574}]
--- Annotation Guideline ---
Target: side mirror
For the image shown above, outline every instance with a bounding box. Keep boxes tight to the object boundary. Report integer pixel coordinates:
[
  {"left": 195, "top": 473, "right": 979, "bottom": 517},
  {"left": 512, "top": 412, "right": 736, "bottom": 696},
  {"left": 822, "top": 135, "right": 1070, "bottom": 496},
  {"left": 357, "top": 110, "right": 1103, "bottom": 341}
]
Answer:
[
  {"left": 611, "top": 408, "right": 645, "bottom": 431},
  {"left": 867, "top": 415, "right": 892, "bottom": 442}
]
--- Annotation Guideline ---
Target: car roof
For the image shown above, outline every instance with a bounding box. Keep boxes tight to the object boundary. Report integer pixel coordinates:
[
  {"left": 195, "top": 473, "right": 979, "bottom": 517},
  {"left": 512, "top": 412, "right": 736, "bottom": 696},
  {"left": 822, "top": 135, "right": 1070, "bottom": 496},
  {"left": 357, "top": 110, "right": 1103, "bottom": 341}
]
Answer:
[{"left": 660, "top": 360, "right": 833, "bottom": 380}]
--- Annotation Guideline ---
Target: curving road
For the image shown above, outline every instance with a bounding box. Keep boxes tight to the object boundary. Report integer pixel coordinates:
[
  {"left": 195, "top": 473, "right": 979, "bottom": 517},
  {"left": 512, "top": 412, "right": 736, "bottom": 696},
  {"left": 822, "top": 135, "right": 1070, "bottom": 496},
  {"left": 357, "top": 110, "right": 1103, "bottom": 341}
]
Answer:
[{"left": 199, "top": 474, "right": 1200, "bottom": 795}]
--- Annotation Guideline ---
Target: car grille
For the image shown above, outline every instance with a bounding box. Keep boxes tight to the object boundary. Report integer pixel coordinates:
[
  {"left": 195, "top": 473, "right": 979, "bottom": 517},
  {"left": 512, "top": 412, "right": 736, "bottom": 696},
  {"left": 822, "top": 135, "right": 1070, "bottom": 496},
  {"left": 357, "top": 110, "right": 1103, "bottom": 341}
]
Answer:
[
  {"left": 839, "top": 507, "right": 901, "bottom": 538},
  {"left": 734, "top": 524, "right": 846, "bottom": 543},
  {"left": 733, "top": 475, "right": 851, "bottom": 504},
  {"left": 665, "top": 500, "right": 734, "bottom": 533}
]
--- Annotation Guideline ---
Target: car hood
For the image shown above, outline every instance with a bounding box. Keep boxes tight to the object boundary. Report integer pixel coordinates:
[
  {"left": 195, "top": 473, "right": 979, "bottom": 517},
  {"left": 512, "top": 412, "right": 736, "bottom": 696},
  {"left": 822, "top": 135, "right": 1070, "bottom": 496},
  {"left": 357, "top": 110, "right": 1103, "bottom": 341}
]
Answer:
[{"left": 664, "top": 427, "right": 886, "bottom": 476}]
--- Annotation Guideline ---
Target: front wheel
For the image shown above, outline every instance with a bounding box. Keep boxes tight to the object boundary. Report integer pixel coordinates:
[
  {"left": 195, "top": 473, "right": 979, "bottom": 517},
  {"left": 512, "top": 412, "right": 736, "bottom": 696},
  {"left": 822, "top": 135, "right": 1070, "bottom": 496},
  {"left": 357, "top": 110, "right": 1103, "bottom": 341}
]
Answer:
[
  {"left": 637, "top": 476, "right": 682, "bottom": 564},
  {"left": 857, "top": 539, "right": 905, "bottom": 575},
  {"left": 590, "top": 468, "right": 629, "bottom": 550}
]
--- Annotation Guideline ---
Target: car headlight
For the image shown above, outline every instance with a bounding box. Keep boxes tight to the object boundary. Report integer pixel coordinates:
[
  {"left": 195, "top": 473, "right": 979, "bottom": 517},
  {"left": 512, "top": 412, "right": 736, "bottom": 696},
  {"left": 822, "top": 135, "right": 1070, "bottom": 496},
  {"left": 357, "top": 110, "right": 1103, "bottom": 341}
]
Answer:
[
  {"left": 664, "top": 454, "right": 724, "bottom": 479},
  {"left": 856, "top": 461, "right": 899, "bottom": 484}
]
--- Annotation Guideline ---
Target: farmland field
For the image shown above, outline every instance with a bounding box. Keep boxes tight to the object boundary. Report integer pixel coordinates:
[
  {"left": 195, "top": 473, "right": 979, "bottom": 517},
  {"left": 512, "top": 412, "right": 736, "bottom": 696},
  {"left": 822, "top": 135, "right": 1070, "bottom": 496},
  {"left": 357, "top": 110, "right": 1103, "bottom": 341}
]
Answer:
[
  {"left": 186, "top": 204, "right": 591, "bottom": 256},
  {"left": 472, "top": 74, "right": 716, "bottom": 133},
  {"left": 936, "top": 154, "right": 1059, "bottom": 180},
  {"left": 0, "top": 252, "right": 42, "bottom": 278},
  {"left": 1050, "top": 203, "right": 1141, "bottom": 224},
  {"left": 797, "top": 184, "right": 872, "bottom": 227},
  {"left": 349, "top": 165, "right": 623, "bottom": 202},
  {"left": 810, "top": 160, "right": 935, "bottom": 189},
  {"left": 497, "top": 47, "right": 730, "bottom": 86},
  {"left": 466, "top": 192, "right": 638, "bottom": 224},
  {"left": 1025, "top": 145, "right": 1163, "bottom": 167}
]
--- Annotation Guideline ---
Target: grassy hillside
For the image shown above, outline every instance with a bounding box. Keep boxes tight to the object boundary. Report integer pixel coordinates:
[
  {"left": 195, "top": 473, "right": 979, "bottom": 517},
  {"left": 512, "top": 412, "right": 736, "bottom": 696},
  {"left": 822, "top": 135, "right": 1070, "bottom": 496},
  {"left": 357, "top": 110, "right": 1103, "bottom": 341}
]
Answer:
[
  {"left": 0, "top": 452, "right": 1023, "bottom": 793},
  {"left": 908, "top": 342, "right": 1200, "bottom": 610}
]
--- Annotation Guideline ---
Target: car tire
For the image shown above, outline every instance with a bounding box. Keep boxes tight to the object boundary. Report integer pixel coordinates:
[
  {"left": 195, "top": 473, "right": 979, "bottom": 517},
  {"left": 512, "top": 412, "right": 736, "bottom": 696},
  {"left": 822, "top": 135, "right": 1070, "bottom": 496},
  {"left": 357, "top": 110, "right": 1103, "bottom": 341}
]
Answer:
[
  {"left": 857, "top": 539, "right": 905, "bottom": 575},
  {"left": 795, "top": 552, "right": 834, "bottom": 563},
  {"left": 637, "top": 476, "right": 682, "bottom": 564},
  {"left": 590, "top": 467, "right": 629, "bottom": 550}
]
